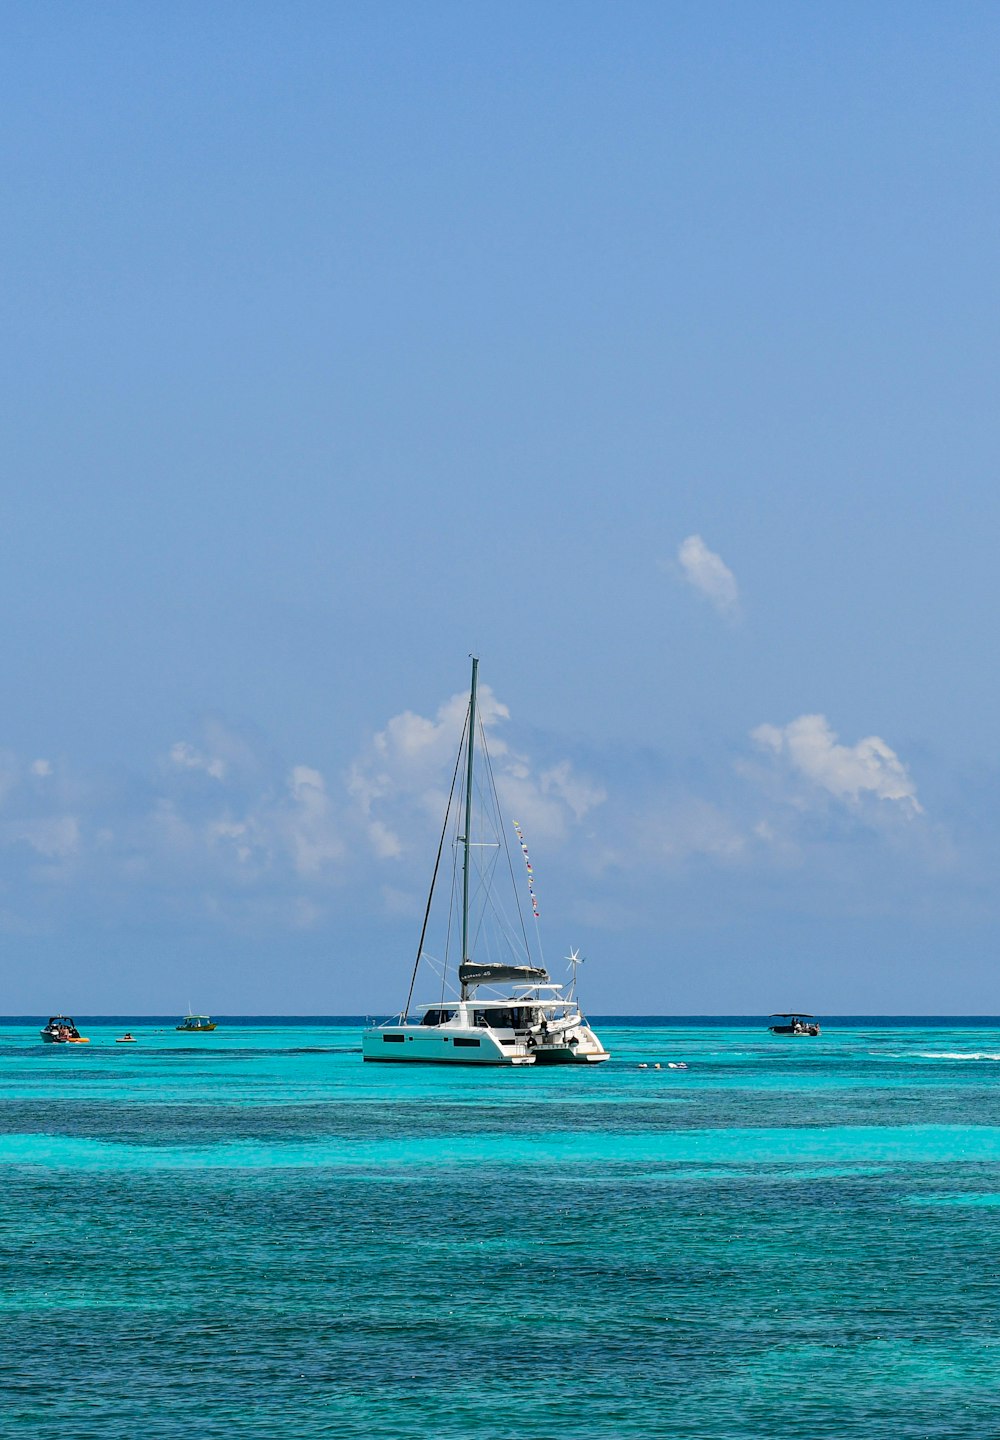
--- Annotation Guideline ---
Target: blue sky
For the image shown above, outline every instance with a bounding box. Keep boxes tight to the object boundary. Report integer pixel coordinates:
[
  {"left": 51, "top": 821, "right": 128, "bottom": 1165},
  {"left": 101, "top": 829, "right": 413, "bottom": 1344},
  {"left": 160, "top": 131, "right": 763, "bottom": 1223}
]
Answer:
[{"left": 4, "top": 2, "right": 1000, "bottom": 1012}]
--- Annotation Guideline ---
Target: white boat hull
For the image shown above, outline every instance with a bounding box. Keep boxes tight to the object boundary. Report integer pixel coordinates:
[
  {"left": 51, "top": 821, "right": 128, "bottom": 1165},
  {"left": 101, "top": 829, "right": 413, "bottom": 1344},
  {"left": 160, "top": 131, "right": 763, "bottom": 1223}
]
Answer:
[
  {"left": 362, "top": 1026, "right": 535, "bottom": 1064},
  {"left": 362, "top": 1021, "right": 609, "bottom": 1065},
  {"left": 532, "top": 1043, "right": 609, "bottom": 1064}
]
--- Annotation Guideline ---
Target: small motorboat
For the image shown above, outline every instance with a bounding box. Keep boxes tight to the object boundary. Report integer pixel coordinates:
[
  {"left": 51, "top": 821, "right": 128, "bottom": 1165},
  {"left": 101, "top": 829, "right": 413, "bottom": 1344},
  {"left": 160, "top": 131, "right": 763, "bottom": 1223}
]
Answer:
[
  {"left": 116, "top": 1033, "right": 137, "bottom": 1044},
  {"left": 769, "top": 1012, "right": 821, "bottom": 1036},
  {"left": 175, "top": 1013, "right": 217, "bottom": 1032},
  {"left": 40, "top": 1015, "right": 89, "bottom": 1044}
]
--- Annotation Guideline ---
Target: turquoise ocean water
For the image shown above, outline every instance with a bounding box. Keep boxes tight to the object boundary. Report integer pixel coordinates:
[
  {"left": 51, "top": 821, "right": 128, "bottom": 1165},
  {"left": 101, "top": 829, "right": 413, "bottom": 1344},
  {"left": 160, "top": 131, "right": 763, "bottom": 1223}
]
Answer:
[{"left": 3, "top": 1017, "right": 1000, "bottom": 1438}]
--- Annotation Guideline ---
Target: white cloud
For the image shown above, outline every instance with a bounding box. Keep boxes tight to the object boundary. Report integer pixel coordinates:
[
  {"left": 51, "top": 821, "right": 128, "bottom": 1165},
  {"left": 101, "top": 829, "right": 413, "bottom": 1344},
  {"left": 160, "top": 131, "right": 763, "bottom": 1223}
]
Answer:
[
  {"left": 752, "top": 714, "right": 922, "bottom": 814},
  {"left": 207, "top": 818, "right": 255, "bottom": 865},
  {"left": 169, "top": 741, "right": 226, "bottom": 781},
  {"left": 283, "top": 765, "right": 344, "bottom": 876},
  {"left": 368, "top": 819, "right": 403, "bottom": 860},
  {"left": 540, "top": 761, "right": 607, "bottom": 823},
  {"left": 496, "top": 760, "right": 607, "bottom": 844},
  {"left": 350, "top": 685, "right": 605, "bottom": 858},
  {"left": 349, "top": 684, "right": 509, "bottom": 858},
  {"left": 0, "top": 695, "right": 962, "bottom": 954},
  {"left": 677, "top": 534, "right": 740, "bottom": 618},
  {"left": 166, "top": 721, "right": 262, "bottom": 785},
  {"left": 3, "top": 815, "right": 80, "bottom": 859},
  {"left": 372, "top": 686, "right": 510, "bottom": 772},
  {"left": 152, "top": 756, "right": 346, "bottom": 886}
]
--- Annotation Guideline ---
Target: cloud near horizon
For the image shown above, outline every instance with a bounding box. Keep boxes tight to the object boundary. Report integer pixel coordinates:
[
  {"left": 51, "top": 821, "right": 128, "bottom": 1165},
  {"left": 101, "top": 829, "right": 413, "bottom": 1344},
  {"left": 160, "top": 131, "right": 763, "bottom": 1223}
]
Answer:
[
  {"left": 677, "top": 534, "right": 740, "bottom": 618},
  {"left": 0, "top": 696, "right": 951, "bottom": 947}
]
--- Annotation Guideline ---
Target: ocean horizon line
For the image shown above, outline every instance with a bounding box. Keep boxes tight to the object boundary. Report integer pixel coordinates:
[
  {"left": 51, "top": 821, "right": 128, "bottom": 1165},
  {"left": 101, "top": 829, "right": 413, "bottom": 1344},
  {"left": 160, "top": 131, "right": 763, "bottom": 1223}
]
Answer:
[{"left": 7, "top": 1013, "right": 1000, "bottom": 1025}]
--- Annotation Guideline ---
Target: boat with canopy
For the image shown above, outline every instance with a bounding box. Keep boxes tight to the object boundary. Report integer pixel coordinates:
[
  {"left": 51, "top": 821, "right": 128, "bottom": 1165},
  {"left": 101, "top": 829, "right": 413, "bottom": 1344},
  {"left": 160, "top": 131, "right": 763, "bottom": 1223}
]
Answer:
[
  {"left": 362, "top": 658, "right": 609, "bottom": 1066},
  {"left": 768, "top": 1013, "right": 821, "bottom": 1036},
  {"left": 40, "top": 1015, "right": 89, "bottom": 1044}
]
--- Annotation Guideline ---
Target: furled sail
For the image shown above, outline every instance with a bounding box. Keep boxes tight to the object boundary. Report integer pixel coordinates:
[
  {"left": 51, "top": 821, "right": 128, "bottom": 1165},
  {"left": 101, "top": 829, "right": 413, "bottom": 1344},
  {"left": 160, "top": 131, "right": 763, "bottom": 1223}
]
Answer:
[{"left": 458, "top": 962, "right": 550, "bottom": 988}]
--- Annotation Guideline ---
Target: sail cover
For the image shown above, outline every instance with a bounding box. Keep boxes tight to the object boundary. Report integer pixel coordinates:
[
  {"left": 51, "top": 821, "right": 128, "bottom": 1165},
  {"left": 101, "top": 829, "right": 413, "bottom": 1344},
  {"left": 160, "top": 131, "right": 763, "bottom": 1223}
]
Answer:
[{"left": 459, "top": 962, "right": 550, "bottom": 987}]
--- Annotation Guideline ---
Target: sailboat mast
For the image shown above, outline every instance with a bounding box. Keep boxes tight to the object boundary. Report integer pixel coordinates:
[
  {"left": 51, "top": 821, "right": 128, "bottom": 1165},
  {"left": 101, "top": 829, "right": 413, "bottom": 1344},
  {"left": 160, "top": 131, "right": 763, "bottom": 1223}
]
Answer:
[{"left": 460, "top": 655, "right": 479, "bottom": 999}]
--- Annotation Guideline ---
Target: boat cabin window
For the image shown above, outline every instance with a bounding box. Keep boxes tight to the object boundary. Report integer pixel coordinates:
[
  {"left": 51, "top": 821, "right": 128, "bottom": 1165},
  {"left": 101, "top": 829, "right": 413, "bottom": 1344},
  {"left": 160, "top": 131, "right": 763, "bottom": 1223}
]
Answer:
[
  {"left": 473, "top": 1006, "right": 538, "bottom": 1030},
  {"left": 420, "top": 1009, "right": 456, "bottom": 1027}
]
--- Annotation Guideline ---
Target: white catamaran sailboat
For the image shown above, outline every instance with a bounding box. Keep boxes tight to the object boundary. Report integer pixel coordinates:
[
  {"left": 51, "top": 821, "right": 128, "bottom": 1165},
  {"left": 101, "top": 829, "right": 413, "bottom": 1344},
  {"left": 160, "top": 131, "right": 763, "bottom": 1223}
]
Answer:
[{"left": 362, "top": 658, "right": 609, "bottom": 1066}]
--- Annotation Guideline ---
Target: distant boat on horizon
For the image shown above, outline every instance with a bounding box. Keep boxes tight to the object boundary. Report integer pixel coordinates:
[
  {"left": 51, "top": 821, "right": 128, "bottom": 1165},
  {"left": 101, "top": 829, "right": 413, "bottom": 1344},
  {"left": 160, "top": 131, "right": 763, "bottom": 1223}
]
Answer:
[
  {"left": 176, "top": 1013, "right": 217, "bottom": 1032},
  {"left": 769, "top": 1012, "right": 821, "bottom": 1036},
  {"left": 362, "top": 657, "right": 609, "bottom": 1066}
]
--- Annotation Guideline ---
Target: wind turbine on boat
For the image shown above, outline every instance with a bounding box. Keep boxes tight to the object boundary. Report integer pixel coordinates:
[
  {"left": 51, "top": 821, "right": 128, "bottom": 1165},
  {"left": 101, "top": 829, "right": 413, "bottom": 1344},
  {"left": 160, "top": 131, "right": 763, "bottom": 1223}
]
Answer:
[{"left": 566, "top": 948, "right": 585, "bottom": 999}]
